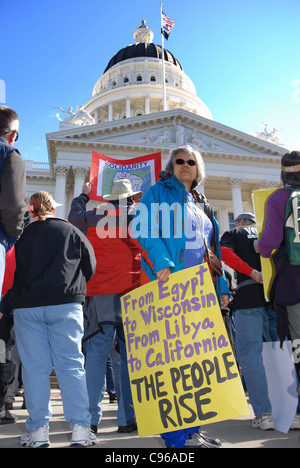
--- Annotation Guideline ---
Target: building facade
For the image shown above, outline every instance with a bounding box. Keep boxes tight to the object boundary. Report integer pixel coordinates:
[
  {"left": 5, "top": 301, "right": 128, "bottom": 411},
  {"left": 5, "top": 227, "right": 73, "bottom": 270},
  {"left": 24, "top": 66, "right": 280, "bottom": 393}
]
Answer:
[{"left": 25, "top": 21, "right": 286, "bottom": 234}]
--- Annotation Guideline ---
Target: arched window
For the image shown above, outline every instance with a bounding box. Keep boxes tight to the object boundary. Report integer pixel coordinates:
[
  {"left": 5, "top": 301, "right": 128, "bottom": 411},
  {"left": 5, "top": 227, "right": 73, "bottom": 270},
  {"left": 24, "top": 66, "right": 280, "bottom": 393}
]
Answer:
[
  {"left": 137, "top": 75, "right": 142, "bottom": 82},
  {"left": 124, "top": 77, "right": 129, "bottom": 83},
  {"left": 150, "top": 76, "right": 156, "bottom": 82}
]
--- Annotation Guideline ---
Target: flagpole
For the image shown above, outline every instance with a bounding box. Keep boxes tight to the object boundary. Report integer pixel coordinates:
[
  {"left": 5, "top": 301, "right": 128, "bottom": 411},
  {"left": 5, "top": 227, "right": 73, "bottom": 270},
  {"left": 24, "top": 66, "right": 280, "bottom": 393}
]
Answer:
[{"left": 160, "top": 3, "right": 167, "bottom": 112}]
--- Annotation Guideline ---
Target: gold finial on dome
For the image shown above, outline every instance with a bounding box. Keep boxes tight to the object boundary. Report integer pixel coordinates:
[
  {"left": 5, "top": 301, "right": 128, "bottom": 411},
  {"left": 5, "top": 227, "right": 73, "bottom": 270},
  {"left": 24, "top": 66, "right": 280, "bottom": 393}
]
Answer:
[{"left": 133, "top": 20, "right": 154, "bottom": 44}]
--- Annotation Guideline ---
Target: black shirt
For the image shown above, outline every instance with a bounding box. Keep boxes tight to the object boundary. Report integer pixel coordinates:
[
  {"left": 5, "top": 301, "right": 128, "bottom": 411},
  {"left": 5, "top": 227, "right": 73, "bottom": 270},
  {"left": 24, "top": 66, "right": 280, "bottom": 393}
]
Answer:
[{"left": 221, "top": 226, "right": 267, "bottom": 310}]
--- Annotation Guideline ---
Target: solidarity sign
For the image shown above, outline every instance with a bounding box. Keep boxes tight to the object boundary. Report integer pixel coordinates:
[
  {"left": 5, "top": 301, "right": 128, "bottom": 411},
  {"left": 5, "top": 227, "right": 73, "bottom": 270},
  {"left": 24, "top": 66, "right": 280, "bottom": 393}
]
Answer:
[
  {"left": 121, "top": 264, "right": 249, "bottom": 437},
  {"left": 89, "top": 151, "right": 161, "bottom": 202}
]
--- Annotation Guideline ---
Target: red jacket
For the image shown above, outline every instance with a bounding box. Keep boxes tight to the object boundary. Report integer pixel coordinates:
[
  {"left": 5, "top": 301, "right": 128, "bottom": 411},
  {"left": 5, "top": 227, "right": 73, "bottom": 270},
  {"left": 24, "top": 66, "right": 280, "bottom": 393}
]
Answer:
[{"left": 68, "top": 194, "right": 141, "bottom": 297}]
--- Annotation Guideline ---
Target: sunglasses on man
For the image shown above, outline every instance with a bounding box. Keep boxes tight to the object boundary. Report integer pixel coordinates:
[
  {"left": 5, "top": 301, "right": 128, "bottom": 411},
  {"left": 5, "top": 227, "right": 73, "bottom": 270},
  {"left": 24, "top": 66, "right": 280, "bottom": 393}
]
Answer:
[{"left": 3, "top": 130, "right": 18, "bottom": 141}]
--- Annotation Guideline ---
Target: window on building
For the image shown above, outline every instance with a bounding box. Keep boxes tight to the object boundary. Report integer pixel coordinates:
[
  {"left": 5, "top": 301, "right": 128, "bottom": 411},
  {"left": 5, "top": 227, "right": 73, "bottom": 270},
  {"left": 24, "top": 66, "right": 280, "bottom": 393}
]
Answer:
[
  {"left": 228, "top": 212, "right": 235, "bottom": 230},
  {"left": 150, "top": 76, "right": 156, "bottom": 81},
  {"left": 137, "top": 75, "right": 142, "bottom": 82},
  {"left": 124, "top": 77, "right": 129, "bottom": 83}
]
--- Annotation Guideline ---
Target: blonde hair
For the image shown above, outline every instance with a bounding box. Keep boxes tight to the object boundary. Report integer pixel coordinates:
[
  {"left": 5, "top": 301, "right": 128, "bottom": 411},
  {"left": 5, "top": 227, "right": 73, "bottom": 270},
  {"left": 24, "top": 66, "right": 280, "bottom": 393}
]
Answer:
[{"left": 29, "top": 191, "right": 56, "bottom": 221}]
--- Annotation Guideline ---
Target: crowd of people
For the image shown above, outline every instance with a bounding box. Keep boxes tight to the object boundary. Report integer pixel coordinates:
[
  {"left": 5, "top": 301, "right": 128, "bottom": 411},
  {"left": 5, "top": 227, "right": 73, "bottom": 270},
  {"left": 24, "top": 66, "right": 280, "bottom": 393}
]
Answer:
[{"left": 1, "top": 104, "right": 300, "bottom": 448}]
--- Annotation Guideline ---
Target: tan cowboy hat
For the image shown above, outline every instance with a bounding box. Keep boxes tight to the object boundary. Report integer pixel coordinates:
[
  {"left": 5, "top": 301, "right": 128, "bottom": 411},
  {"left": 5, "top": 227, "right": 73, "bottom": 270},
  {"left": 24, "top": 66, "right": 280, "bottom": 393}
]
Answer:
[{"left": 102, "top": 179, "right": 143, "bottom": 201}]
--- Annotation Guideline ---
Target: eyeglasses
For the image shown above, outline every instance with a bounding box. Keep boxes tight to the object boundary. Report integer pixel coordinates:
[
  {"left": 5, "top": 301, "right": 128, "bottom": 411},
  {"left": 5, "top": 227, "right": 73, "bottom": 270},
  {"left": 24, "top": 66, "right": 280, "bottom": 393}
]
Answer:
[
  {"left": 175, "top": 158, "right": 196, "bottom": 166},
  {"left": 3, "top": 130, "right": 18, "bottom": 141}
]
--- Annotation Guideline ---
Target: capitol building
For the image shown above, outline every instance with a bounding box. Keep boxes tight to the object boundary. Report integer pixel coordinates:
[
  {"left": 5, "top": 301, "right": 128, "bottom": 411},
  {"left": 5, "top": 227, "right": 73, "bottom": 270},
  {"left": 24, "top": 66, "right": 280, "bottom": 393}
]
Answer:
[{"left": 25, "top": 21, "right": 286, "bottom": 234}]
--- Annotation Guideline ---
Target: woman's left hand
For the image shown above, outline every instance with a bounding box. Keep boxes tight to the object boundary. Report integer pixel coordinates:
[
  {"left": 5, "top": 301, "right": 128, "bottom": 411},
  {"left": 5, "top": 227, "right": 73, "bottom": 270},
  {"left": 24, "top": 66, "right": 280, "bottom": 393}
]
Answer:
[{"left": 156, "top": 268, "right": 171, "bottom": 282}]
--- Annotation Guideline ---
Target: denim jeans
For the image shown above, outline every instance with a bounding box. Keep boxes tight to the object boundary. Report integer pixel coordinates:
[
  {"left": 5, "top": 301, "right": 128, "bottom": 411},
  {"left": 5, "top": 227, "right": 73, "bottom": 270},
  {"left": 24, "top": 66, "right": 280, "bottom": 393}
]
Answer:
[
  {"left": 235, "top": 304, "right": 278, "bottom": 416},
  {"left": 83, "top": 324, "right": 135, "bottom": 427},
  {"left": 13, "top": 303, "right": 91, "bottom": 432}
]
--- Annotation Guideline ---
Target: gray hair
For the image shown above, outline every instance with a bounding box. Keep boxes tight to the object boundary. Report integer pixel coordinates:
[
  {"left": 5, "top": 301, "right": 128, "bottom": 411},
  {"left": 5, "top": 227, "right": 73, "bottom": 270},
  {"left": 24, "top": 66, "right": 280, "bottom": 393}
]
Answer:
[{"left": 164, "top": 145, "right": 206, "bottom": 190}]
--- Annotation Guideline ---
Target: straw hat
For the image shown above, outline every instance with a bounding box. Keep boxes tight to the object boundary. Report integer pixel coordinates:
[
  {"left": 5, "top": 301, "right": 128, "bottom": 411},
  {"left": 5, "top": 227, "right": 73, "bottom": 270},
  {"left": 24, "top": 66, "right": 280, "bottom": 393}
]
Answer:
[{"left": 102, "top": 179, "right": 143, "bottom": 201}]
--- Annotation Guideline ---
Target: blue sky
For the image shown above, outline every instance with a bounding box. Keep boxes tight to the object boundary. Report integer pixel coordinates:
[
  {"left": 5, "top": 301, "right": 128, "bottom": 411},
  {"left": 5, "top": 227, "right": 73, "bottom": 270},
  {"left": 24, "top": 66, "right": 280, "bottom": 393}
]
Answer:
[{"left": 1, "top": 0, "right": 300, "bottom": 162}]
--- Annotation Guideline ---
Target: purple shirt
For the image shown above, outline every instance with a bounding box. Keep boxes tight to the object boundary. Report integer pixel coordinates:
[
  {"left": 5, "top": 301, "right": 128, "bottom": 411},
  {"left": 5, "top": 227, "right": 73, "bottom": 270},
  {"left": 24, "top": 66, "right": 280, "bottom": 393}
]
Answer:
[
  {"left": 259, "top": 187, "right": 300, "bottom": 306},
  {"left": 258, "top": 189, "right": 290, "bottom": 257}
]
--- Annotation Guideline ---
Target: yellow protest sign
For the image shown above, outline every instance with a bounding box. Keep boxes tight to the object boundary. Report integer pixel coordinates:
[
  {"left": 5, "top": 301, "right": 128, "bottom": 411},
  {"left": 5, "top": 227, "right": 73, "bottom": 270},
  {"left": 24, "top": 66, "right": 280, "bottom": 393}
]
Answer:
[
  {"left": 253, "top": 188, "right": 278, "bottom": 301},
  {"left": 121, "top": 264, "right": 249, "bottom": 438}
]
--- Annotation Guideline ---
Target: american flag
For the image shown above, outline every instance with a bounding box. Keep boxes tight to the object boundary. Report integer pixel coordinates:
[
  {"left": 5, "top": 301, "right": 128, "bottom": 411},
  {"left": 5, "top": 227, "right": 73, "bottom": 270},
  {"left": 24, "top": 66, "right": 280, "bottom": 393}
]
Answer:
[
  {"left": 162, "top": 12, "right": 174, "bottom": 40},
  {"left": 162, "top": 12, "right": 175, "bottom": 29}
]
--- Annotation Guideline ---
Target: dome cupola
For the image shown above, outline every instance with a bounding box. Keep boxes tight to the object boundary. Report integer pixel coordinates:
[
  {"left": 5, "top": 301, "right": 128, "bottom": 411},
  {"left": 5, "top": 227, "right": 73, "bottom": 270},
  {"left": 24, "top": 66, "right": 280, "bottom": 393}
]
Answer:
[
  {"left": 84, "top": 21, "right": 212, "bottom": 123},
  {"left": 133, "top": 20, "right": 154, "bottom": 44}
]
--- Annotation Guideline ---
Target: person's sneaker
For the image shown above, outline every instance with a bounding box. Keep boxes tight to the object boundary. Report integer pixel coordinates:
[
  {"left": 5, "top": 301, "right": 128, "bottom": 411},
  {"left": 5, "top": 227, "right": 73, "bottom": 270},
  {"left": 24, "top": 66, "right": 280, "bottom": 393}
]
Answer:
[
  {"left": 252, "top": 413, "right": 274, "bottom": 430},
  {"left": 20, "top": 425, "right": 50, "bottom": 448},
  {"left": 291, "top": 414, "right": 300, "bottom": 430},
  {"left": 0, "top": 409, "right": 18, "bottom": 425},
  {"left": 70, "top": 425, "right": 97, "bottom": 447},
  {"left": 185, "top": 432, "right": 223, "bottom": 448}
]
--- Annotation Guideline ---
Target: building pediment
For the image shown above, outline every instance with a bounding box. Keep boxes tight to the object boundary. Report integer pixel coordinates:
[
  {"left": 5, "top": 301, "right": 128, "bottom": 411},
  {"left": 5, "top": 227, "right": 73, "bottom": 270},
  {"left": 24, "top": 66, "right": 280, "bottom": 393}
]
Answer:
[{"left": 47, "top": 109, "right": 286, "bottom": 170}]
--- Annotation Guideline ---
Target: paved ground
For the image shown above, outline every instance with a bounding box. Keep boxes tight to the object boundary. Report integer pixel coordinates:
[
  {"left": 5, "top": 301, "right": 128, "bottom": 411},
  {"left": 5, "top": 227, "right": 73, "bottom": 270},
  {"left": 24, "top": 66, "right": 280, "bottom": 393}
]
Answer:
[{"left": 0, "top": 389, "right": 299, "bottom": 449}]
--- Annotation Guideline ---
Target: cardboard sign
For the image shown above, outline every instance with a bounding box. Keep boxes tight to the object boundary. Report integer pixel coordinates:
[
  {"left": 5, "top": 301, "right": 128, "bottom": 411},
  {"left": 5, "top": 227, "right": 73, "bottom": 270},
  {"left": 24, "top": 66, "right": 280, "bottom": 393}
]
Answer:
[
  {"left": 89, "top": 152, "right": 161, "bottom": 202},
  {"left": 121, "top": 264, "right": 249, "bottom": 437}
]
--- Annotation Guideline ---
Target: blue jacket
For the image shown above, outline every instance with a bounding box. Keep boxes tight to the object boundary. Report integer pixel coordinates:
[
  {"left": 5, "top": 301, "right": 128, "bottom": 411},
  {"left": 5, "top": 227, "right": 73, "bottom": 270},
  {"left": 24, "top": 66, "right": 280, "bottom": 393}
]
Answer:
[
  {"left": 132, "top": 174, "right": 229, "bottom": 302},
  {"left": 0, "top": 136, "right": 26, "bottom": 251}
]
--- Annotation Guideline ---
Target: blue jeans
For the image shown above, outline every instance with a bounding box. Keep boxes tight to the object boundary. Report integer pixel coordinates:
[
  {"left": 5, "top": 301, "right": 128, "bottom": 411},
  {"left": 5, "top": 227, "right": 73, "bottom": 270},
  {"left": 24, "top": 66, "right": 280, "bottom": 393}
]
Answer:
[
  {"left": 83, "top": 324, "right": 135, "bottom": 427},
  {"left": 235, "top": 305, "right": 278, "bottom": 416},
  {"left": 13, "top": 303, "right": 91, "bottom": 432}
]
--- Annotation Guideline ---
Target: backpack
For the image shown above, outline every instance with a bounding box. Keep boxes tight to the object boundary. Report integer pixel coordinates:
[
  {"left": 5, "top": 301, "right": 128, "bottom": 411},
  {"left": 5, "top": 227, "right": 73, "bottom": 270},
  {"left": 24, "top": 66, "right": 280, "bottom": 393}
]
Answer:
[{"left": 284, "top": 187, "right": 300, "bottom": 265}]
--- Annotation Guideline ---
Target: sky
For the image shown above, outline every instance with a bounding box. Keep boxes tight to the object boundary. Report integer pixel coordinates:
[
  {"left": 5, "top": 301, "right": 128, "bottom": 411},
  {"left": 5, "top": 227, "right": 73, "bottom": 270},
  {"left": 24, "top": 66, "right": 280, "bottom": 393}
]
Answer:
[{"left": 1, "top": 0, "right": 300, "bottom": 163}]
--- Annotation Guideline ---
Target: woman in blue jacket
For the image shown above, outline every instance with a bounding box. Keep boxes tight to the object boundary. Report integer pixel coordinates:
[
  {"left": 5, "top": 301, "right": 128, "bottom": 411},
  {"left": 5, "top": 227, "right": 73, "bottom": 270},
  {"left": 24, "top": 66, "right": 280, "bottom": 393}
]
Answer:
[{"left": 132, "top": 145, "right": 228, "bottom": 448}]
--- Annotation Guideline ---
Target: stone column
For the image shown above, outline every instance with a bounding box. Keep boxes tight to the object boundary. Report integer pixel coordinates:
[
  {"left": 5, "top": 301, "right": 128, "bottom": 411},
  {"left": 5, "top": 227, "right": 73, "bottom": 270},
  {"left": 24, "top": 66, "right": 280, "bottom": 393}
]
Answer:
[
  {"left": 229, "top": 178, "right": 244, "bottom": 219},
  {"left": 108, "top": 104, "right": 113, "bottom": 121},
  {"left": 73, "top": 167, "right": 89, "bottom": 197},
  {"left": 126, "top": 99, "right": 131, "bottom": 118},
  {"left": 54, "top": 165, "right": 69, "bottom": 219},
  {"left": 145, "top": 97, "right": 150, "bottom": 114}
]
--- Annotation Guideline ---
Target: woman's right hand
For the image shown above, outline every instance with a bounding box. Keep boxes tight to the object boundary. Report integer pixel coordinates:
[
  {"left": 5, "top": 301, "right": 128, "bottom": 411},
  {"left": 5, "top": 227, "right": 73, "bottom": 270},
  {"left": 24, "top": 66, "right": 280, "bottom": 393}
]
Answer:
[{"left": 156, "top": 268, "right": 171, "bottom": 282}]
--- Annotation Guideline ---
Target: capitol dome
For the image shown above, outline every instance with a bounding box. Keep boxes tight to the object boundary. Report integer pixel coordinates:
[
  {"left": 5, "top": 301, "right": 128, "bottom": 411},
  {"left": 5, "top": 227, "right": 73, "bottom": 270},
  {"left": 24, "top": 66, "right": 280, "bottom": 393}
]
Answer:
[
  {"left": 84, "top": 21, "right": 213, "bottom": 122},
  {"left": 104, "top": 21, "right": 183, "bottom": 73}
]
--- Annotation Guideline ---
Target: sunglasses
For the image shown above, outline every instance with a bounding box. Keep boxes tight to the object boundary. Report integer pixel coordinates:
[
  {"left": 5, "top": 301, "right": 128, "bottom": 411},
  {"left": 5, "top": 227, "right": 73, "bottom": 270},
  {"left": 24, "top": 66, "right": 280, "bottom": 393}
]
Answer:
[
  {"left": 3, "top": 130, "right": 18, "bottom": 142},
  {"left": 175, "top": 158, "right": 196, "bottom": 166}
]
